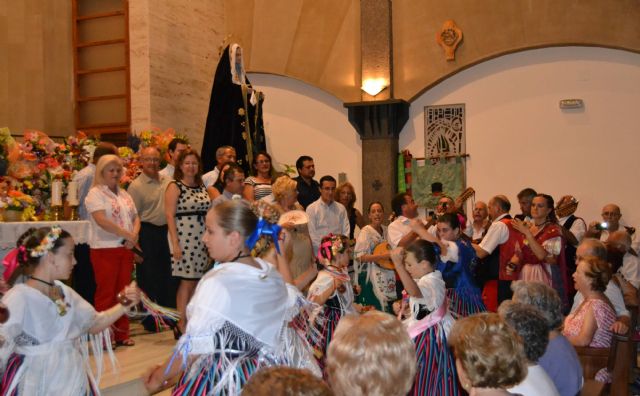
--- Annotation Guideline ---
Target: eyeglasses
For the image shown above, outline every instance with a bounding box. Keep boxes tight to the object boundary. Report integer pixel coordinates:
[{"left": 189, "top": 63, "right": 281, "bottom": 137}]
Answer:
[
  {"left": 141, "top": 158, "right": 160, "bottom": 163},
  {"left": 602, "top": 212, "right": 620, "bottom": 217}
]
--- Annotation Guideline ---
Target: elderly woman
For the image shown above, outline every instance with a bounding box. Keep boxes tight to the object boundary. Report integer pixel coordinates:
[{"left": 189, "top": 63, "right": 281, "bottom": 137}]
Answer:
[
  {"left": 511, "top": 281, "right": 582, "bottom": 396},
  {"left": 563, "top": 256, "right": 616, "bottom": 348},
  {"left": 448, "top": 313, "right": 527, "bottom": 395},
  {"left": 271, "top": 175, "right": 303, "bottom": 213},
  {"left": 326, "top": 311, "right": 416, "bottom": 396},
  {"left": 511, "top": 194, "right": 569, "bottom": 307},
  {"left": 85, "top": 154, "right": 140, "bottom": 346},
  {"left": 165, "top": 149, "right": 217, "bottom": 336},
  {"left": 335, "top": 182, "right": 365, "bottom": 240},
  {"left": 243, "top": 151, "right": 275, "bottom": 202},
  {"left": 498, "top": 301, "right": 560, "bottom": 396}
]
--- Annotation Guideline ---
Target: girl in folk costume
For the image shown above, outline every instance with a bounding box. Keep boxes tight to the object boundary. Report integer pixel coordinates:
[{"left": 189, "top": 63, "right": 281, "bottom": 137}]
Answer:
[
  {"left": 410, "top": 213, "right": 485, "bottom": 318},
  {"left": 307, "top": 234, "right": 359, "bottom": 373},
  {"left": 512, "top": 194, "right": 569, "bottom": 308},
  {"left": 144, "top": 201, "right": 314, "bottom": 395},
  {"left": 391, "top": 240, "right": 461, "bottom": 396},
  {"left": 0, "top": 226, "right": 141, "bottom": 396}
]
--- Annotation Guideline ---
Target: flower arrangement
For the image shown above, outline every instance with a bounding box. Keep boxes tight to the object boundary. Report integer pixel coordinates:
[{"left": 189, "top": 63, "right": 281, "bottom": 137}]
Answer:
[
  {"left": 133, "top": 127, "right": 188, "bottom": 166},
  {"left": 1, "top": 190, "right": 36, "bottom": 211}
]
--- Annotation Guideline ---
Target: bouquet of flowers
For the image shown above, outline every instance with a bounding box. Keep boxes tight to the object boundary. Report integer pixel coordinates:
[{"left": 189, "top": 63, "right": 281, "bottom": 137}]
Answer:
[{"left": 133, "top": 127, "right": 188, "bottom": 166}]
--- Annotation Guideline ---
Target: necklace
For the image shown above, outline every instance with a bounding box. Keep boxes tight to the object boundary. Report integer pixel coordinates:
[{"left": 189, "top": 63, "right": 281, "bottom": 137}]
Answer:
[
  {"left": 29, "top": 276, "right": 54, "bottom": 287},
  {"left": 232, "top": 251, "right": 252, "bottom": 261},
  {"left": 534, "top": 220, "right": 548, "bottom": 228}
]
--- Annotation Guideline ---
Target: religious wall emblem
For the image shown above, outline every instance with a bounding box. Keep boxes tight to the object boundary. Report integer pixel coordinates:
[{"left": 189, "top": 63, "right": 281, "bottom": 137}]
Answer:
[{"left": 436, "top": 20, "right": 463, "bottom": 61}]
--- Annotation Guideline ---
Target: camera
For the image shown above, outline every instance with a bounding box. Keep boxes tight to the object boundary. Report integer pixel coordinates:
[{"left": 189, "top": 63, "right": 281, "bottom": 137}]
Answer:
[{"left": 595, "top": 222, "right": 609, "bottom": 231}]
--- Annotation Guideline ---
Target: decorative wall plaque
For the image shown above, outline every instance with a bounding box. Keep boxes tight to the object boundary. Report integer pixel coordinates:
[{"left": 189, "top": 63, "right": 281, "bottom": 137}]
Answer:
[
  {"left": 425, "top": 104, "right": 465, "bottom": 160},
  {"left": 436, "top": 20, "right": 462, "bottom": 61}
]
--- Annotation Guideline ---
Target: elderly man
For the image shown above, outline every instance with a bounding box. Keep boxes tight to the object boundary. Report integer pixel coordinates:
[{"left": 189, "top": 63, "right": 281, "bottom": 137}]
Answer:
[
  {"left": 606, "top": 230, "right": 640, "bottom": 292},
  {"left": 555, "top": 195, "right": 586, "bottom": 298},
  {"left": 159, "top": 137, "right": 188, "bottom": 179},
  {"left": 473, "top": 195, "right": 524, "bottom": 310},
  {"left": 127, "top": 147, "right": 175, "bottom": 318},
  {"left": 464, "top": 201, "right": 489, "bottom": 243},
  {"left": 586, "top": 203, "right": 639, "bottom": 253},
  {"left": 210, "top": 163, "right": 246, "bottom": 208},
  {"left": 70, "top": 142, "right": 117, "bottom": 304},
  {"left": 571, "top": 238, "right": 631, "bottom": 334},
  {"left": 306, "top": 175, "right": 349, "bottom": 255},
  {"left": 202, "top": 146, "right": 236, "bottom": 190}
]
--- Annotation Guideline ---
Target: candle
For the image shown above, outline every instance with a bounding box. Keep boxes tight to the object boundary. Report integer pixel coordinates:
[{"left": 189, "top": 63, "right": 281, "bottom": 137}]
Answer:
[
  {"left": 51, "top": 180, "right": 63, "bottom": 206},
  {"left": 67, "top": 181, "right": 79, "bottom": 206}
]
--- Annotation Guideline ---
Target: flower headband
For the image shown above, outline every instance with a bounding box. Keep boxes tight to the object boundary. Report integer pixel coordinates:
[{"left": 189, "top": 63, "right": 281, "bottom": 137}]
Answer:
[
  {"left": 30, "top": 226, "right": 63, "bottom": 258},
  {"left": 317, "top": 234, "right": 347, "bottom": 262}
]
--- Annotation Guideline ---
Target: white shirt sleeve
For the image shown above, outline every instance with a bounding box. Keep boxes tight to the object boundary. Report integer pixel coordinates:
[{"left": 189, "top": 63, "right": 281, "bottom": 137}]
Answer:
[
  {"left": 84, "top": 187, "right": 105, "bottom": 214},
  {"left": 439, "top": 240, "right": 459, "bottom": 263},
  {"left": 605, "top": 281, "right": 630, "bottom": 318},
  {"left": 306, "top": 203, "right": 320, "bottom": 254},
  {"left": 387, "top": 220, "right": 404, "bottom": 249},
  {"left": 339, "top": 204, "right": 350, "bottom": 237},
  {"left": 619, "top": 254, "right": 640, "bottom": 289},
  {"left": 478, "top": 221, "right": 509, "bottom": 254},
  {"left": 569, "top": 218, "right": 587, "bottom": 244}
]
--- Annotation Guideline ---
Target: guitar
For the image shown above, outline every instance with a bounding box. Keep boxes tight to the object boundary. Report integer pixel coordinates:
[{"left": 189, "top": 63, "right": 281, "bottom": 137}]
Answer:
[{"left": 372, "top": 241, "right": 394, "bottom": 270}]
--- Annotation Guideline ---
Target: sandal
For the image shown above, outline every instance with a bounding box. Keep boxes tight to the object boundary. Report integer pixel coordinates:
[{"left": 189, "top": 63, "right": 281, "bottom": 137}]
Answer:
[{"left": 115, "top": 338, "right": 135, "bottom": 347}]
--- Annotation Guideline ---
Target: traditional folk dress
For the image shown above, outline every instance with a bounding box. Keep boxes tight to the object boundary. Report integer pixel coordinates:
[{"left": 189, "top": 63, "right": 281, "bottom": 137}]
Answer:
[
  {"left": 0, "top": 282, "right": 113, "bottom": 396},
  {"left": 519, "top": 223, "right": 569, "bottom": 308},
  {"left": 436, "top": 239, "right": 485, "bottom": 318},
  {"left": 404, "top": 271, "right": 461, "bottom": 396},
  {"left": 353, "top": 225, "right": 397, "bottom": 312},
  {"left": 307, "top": 267, "right": 357, "bottom": 375},
  {"left": 171, "top": 258, "right": 315, "bottom": 395}
]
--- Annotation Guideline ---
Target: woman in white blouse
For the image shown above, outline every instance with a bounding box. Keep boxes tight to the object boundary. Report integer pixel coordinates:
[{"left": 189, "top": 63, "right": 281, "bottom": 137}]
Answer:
[{"left": 85, "top": 154, "right": 140, "bottom": 346}]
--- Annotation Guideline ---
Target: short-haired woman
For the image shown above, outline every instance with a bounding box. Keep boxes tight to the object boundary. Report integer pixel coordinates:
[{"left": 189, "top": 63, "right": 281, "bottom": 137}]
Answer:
[
  {"left": 449, "top": 313, "right": 527, "bottom": 395},
  {"left": 85, "top": 154, "right": 140, "bottom": 346}
]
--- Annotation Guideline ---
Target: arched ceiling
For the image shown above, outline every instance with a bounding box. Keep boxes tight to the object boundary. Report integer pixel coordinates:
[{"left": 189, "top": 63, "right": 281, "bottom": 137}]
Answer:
[{"left": 225, "top": 0, "right": 640, "bottom": 103}]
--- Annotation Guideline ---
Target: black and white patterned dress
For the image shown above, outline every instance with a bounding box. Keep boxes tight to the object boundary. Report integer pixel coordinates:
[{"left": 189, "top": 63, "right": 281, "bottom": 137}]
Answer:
[{"left": 171, "top": 181, "right": 211, "bottom": 279}]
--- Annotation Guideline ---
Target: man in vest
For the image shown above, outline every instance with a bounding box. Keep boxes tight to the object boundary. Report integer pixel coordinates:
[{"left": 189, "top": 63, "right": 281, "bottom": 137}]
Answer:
[
  {"left": 473, "top": 195, "right": 524, "bottom": 311},
  {"left": 555, "top": 195, "right": 586, "bottom": 298}
]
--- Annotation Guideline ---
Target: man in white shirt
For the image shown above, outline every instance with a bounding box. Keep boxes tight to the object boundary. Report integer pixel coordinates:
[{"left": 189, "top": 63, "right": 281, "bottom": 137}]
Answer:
[
  {"left": 159, "top": 137, "right": 188, "bottom": 179},
  {"left": 202, "top": 146, "right": 236, "bottom": 189},
  {"left": 473, "top": 195, "right": 523, "bottom": 309},
  {"left": 388, "top": 192, "right": 420, "bottom": 248},
  {"left": 464, "top": 201, "right": 489, "bottom": 243},
  {"left": 586, "top": 203, "right": 639, "bottom": 253},
  {"left": 571, "top": 238, "right": 630, "bottom": 334},
  {"left": 306, "top": 175, "right": 349, "bottom": 255},
  {"left": 606, "top": 230, "right": 640, "bottom": 290}
]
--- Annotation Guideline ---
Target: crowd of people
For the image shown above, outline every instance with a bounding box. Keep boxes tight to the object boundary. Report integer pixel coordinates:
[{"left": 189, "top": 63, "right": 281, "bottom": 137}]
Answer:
[{"left": 0, "top": 138, "right": 637, "bottom": 395}]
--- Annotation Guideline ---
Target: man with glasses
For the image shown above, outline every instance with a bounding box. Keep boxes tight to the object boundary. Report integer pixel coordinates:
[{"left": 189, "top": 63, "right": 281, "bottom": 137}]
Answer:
[
  {"left": 128, "top": 147, "right": 176, "bottom": 329},
  {"left": 211, "top": 163, "right": 246, "bottom": 207},
  {"left": 306, "top": 175, "right": 349, "bottom": 255}
]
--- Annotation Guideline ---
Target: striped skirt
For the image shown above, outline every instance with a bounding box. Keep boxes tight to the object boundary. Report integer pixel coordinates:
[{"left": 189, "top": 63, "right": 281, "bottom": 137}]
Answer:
[
  {"left": 446, "top": 288, "right": 486, "bottom": 319},
  {"left": 410, "top": 324, "right": 462, "bottom": 396}
]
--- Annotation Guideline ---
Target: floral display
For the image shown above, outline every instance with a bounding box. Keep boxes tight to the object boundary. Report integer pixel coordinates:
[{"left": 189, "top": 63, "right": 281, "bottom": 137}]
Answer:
[{"left": 0, "top": 127, "right": 186, "bottom": 220}]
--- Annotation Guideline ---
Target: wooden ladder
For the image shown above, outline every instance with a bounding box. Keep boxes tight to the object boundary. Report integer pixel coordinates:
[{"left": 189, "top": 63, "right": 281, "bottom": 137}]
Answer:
[{"left": 71, "top": 0, "right": 130, "bottom": 146}]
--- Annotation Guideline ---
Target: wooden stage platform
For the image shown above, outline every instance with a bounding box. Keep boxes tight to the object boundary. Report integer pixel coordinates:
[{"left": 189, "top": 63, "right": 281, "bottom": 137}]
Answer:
[{"left": 94, "top": 326, "right": 177, "bottom": 396}]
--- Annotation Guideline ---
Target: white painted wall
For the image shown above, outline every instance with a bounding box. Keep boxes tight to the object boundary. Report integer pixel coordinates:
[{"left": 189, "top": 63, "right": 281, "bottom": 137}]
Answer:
[
  {"left": 248, "top": 73, "right": 363, "bottom": 210},
  {"left": 403, "top": 46, "right": 640, "bottom": 227},
  {"left": 250, "top": 47, "right": 640, "bottom": 227}
]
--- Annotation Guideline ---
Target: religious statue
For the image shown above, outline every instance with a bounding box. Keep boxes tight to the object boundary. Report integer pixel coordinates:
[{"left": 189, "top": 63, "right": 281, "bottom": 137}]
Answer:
[{"left": 201, "top": 43, "right": 266, "bottom": 174}]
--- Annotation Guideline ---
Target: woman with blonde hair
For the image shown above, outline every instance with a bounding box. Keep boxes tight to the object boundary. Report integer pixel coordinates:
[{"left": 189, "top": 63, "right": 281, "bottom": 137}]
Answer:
[
  {"left": 334, "top": 182, "right": 364, "bottom": 240},
  {"left": 85, "top": 154, "right": 140, "bottom": 346},
  {"left": 448, "top": 313, "right": 527, "bottom": 395},
  {"left": 271, "top": 175, "right": 303, "bottom": 213},
  {"left": 326, "top": 311, "right": 416, "bottom": 396}
]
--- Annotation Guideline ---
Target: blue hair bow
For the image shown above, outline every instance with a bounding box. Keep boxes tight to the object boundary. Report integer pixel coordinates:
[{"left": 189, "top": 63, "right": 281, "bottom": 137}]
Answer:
[{"left": 246, "top": 218, "right": 282, "bottom": 254}]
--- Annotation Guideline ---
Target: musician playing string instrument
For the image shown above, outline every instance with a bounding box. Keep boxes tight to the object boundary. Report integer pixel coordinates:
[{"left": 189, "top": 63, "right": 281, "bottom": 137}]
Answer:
[{"left": 353, "top": 202, "right": 397, "bottom": 312}]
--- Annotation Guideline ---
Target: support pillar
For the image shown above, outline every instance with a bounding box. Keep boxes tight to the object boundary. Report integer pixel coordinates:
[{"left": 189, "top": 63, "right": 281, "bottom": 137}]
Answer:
[{"left": 345, "top": 0, "right": 410, "bottom": 211}]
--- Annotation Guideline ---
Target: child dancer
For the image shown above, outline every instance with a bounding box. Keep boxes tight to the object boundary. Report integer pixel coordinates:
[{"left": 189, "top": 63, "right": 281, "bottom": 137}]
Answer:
[
  {"left": 144, "top": 201, "right": 312, "bottom": 395},
  {"left": 391, "top": 240, "right": 461, "bottom": 396},
  {"left": 307, "top": 234, "right": 358, "bottom": 374},
  {"left": 411, "top": 213, "right": 485, "bottom": 318},
  {"left": 0, "top": 226, "right": 141, "bottom": 395}
]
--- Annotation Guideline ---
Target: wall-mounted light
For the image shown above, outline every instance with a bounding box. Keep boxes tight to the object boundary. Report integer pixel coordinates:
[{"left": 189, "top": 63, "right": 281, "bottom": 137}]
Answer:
[
  {"left": 361, "top": 78, "right": 388, "bottom": 97},
  {"left": 559, "top": 99, "right": 584, "bottom": 109}
]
